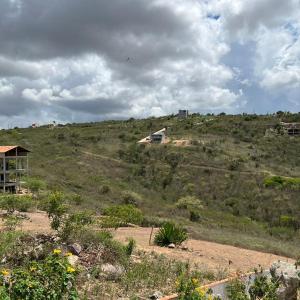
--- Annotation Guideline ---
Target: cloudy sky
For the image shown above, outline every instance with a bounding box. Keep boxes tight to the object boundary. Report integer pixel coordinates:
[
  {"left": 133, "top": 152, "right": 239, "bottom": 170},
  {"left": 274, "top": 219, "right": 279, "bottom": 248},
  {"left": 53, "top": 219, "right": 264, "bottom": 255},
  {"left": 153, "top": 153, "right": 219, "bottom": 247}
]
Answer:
[{"left": 0, "top": 0, "right": 299, "bottom": 127}]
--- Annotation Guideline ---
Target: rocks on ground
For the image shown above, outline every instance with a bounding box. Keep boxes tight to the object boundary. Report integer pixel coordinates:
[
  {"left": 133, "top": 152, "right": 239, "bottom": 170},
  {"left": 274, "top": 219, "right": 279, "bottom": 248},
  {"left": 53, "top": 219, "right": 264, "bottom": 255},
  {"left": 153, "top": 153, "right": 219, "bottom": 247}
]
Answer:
[
  {"left": 68, "top": 243, "right": 82, "bottom": 256},
  {"left": 100, "top": 263, "right": 124, "bottom": 280}
]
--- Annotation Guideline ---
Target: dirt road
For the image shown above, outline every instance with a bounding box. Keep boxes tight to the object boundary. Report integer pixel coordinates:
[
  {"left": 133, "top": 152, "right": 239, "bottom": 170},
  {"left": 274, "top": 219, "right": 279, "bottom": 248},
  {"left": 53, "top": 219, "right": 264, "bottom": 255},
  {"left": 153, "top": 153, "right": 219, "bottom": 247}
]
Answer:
[
  {"left": 0, "top": 211, "right": 293, "bottom": 273},
  {"left": 114, "top": 227, "right": 294, "bottom": 273}
]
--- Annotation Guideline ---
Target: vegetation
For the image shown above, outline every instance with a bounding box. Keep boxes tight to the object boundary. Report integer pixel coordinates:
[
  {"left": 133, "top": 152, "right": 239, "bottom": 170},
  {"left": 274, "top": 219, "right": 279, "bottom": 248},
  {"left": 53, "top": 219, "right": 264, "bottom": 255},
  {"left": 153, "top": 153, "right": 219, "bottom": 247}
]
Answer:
[
  {"left": 154, "top": 222, "right": 188, "bottom": 246},
  {"left": 226, "top": 271, "right": 279, "bottom": 300},
  {"left": 102, "top": 204, "right": 143, "bottom": 226},
  {"left": 0, "top": 113, "right": 299, "bottom": 257},
  {"left": 0, "top": 251, "right": 78, "bottom": 299}
]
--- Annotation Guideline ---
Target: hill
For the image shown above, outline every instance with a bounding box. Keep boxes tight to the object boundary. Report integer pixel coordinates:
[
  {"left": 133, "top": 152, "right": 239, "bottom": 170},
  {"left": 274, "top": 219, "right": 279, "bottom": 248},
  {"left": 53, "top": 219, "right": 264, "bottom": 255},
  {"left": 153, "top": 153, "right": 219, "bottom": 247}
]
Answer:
[{"left": 1, "top": 112, "right": 300, "bottom": 257}]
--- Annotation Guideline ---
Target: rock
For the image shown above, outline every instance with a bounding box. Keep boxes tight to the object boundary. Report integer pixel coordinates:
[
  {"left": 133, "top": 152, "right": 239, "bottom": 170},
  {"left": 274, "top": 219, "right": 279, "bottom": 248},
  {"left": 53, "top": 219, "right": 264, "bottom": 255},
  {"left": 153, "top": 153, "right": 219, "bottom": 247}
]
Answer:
[
  {"left": 168, "top": 243, "right": 175, "bottom": 249},
  {"left": 67, "top": 255, "right": 79, "bottom": 266},
  {"left": 270, "top": 261, "right": 300, "bottom": 300},
  {"left": 68, "top": 243, "right": 82, "bottom": 256},
  {"left": 101, "top": 263, "right": 124, "bottom": 280},
  {"left": 149, "top": 291, "right": 163, "bottom": 299}
]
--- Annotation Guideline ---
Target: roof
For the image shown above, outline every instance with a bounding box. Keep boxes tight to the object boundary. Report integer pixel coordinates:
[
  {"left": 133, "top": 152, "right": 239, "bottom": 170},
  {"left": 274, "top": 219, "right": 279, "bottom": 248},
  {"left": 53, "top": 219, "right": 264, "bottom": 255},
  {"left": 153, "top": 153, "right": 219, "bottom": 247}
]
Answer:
[{"left": 0, "top": 146, "right": 30, "bottom": 153}]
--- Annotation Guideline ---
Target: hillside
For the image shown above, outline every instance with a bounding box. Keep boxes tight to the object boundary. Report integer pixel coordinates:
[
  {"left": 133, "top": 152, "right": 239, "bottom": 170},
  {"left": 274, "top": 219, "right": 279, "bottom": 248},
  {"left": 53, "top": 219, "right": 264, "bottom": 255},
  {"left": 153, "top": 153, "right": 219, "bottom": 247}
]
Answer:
[{"left": 1, "top": 112, "right": 300, "bottom": 257}]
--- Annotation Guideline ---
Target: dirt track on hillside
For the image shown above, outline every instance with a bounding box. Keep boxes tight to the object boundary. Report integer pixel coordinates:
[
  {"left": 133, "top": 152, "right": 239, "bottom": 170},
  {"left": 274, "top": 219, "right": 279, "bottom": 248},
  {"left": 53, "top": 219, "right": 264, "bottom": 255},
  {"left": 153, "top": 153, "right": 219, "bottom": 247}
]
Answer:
[
  {"left": 0, "top": 211, "right": 294, "bottom": 273},
  {"left": 114, "top": 227, "right": 294, "bottom": 273}
]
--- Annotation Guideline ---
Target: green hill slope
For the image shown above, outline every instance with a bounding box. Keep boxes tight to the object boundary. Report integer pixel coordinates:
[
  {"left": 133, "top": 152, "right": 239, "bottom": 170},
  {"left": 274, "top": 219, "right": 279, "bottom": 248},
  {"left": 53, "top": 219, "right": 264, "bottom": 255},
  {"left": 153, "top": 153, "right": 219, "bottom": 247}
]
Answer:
[{"left": 1, "top": 113, "right": 300, "bottom": 257}]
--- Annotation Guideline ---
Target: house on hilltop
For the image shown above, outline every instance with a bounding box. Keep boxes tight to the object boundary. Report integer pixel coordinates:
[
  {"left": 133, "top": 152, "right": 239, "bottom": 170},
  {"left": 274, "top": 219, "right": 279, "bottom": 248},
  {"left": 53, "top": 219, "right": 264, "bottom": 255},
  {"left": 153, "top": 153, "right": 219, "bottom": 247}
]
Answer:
[
  {"left": 178, "top": 110, "right": 189, "bottom": 118},
  {"left": 0, "top": 146, "right": 30, "bottom": 193},
  {"left": 138, "top": 128, "right": 168, "bottom": 144}
]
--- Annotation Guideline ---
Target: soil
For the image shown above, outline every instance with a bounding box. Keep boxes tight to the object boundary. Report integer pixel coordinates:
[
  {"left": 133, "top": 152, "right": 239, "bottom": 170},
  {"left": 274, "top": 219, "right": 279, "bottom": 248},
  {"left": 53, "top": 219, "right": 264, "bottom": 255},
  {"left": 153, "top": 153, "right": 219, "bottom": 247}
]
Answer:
[
  {"left": 114, "top": 227, "right": 294, "bottom": 273},
  {"left": 0, "top": 211, "right": 294, "bottom": 273}
]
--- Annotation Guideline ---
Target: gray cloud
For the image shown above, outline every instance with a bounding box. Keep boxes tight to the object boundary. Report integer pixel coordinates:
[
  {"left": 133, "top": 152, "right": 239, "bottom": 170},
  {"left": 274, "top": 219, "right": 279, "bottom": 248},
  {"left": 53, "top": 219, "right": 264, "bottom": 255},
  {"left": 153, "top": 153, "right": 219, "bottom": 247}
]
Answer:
[
  {"left": 58, "top": 98, "right": 130, "bottom": 115},
  {"left": 0, "top": 0, "right": 298, "bottom": 127}
]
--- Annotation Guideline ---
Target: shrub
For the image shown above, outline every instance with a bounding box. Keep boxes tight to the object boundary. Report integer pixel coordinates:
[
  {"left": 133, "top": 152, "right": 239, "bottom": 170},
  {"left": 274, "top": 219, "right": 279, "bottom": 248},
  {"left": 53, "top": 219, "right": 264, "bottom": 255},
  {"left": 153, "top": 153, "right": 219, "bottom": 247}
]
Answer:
[
  {"left": 0, "top": 231, "right": 24, "bottom": 262},
  {"left": 226, "top": 278, "right": 248, "bottom": 300},
  {"left": 124, "top": 238, "right": 136, "bottom": 256},
  {"left": 122, "top": 191, "right": 142, "bottom": 206},
  {"left": 176, "top": 273, "right": 220, "bottom": 299},
  {"left": 23, "top": 177, "right": 46, "bottom": 196},
  {"left": 176, "top": 196, "right": 203, "bottom": 211},
  {"left": 0, "top": 251, "right": 78, "bottom": 299},
  {"left": 59, "top": 211, "right": 94, "bottom": 242},
  {"left": 103, "top": 204, "right": 143, "bottom": 226},
  {"left": 45, "top": 192, "right": 68, "bottom": 231},
  {"left": 189, "top": 211, "right": 201, "bottom": 222},
  {"left": 154, "top": 222, "right": 188, "bottom": 246},
  {"left": 0, "top": 195, "right": 35, "bottom": 214},
  {"left": 226, "top": 272, "right": 279, "bottom": 300},
  {"left": 264, "top": 176, "right": 300, "bottom": 190}
]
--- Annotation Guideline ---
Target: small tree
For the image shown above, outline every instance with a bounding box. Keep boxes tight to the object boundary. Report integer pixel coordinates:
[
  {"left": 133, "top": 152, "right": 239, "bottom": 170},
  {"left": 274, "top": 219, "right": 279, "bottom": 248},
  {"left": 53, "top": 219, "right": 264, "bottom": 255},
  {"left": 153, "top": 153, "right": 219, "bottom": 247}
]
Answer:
[
  {"left": 24, "top": 177, "right": 46, "bottom": 197},
  {"left": 45, "top": 192, "right": 68, "bottom": 231}
]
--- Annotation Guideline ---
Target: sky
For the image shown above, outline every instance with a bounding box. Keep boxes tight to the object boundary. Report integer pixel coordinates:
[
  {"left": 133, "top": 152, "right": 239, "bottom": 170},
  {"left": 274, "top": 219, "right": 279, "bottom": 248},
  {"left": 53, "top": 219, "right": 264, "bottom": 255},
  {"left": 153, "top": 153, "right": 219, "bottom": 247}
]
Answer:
[{"left": 0, "top": 0, "right": 299, "bottom": 127}]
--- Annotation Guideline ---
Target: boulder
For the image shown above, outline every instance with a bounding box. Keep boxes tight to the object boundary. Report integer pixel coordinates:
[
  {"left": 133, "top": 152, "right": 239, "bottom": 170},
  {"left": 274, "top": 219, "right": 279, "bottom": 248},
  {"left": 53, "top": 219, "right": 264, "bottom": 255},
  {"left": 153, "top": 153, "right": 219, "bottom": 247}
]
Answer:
[
  {"left": 68, "top": 243, "right": 82, "bottom": 256},
  {"left": 168, "top": 243, "right": 175, "bottom": 249},
  {"left": 101, "top": 263, "right": 124, "bottom": 280},
  {"left": 270, "top": 261, "right": 300, "bottom": 300}
]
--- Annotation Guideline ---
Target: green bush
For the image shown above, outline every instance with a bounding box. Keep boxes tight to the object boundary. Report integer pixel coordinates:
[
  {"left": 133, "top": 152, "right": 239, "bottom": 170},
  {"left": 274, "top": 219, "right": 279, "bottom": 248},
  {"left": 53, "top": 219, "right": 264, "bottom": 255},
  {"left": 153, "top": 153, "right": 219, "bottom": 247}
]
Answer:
[
  {"left": 0, "top": 195, "right": 35, "bottom": 214},
  {"left": 226, "top": 279, "right": 248, "bottom": 300},
  {"left": 0, "top": 251, "right": 78, "bottom": 299},
  {"left": 122, "top": 191, "right": 142, "bottom": 206},
  {"left": 124, "top": 238, "right": 136, "bottom": 256},
  {"left": 23, "top": 177, "right": 46, "bottom": 196},
  {"left": 0, "top": 231, "right": 24, "bottom": 262},
  {"left": 103, "top": 204, "right": 143, "bottom": 226},
  {"left": 226, "top": 272, "right": 279, "bottom": 300},
  {"left": 45, "top": 192, "right": 68, "bottom": 231},
  {"left": 154, "top": 222, "right": 188, "bottom": 246},
  {"left": 264, "top": 176, "right": 300, "bottom": 190},
  {"left": 59, "top": 211, "right": 94, "bottom": 242},
  {"left": 176, "top": 272, "right": 220, "bottom": 299},
  {"left": 176, "top": 196, "right": 203, "bottom": 211}
]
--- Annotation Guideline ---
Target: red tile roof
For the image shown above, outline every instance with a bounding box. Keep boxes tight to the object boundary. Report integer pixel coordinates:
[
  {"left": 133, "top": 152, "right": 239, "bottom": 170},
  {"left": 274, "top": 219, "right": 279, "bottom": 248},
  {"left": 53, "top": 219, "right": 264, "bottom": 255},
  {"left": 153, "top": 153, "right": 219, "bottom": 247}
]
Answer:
[{"left": 0, "top": 146, "right": 30, "bottom": 153}]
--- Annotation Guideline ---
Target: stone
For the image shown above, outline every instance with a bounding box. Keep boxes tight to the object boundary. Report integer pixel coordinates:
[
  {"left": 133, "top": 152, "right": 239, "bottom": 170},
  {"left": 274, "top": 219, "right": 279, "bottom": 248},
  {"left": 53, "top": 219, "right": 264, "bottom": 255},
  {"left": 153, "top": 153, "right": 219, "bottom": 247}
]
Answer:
[
  {"left": 101, "top": 263, "right": 124, "bottom": 280},
  {"left": 168, "top": 243, "right": 175, "bottom": 249},
  {"left": 67, "top": 255, "right": 79, "bottom": 266},
  {"left": 270, "top": 261, "right": 300, "bottom": 300},
  {"left": 68, "top": 243, "right": 82, "bottom": 256},
  {"left": 149, "top": 291, "right": 163, "bottom": 299}
]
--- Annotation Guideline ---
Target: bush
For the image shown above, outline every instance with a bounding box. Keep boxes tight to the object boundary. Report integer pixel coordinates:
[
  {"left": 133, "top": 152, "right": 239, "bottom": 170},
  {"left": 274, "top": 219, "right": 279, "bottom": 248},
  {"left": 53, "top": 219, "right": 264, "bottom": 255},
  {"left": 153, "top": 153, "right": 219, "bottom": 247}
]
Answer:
[
  {"left": 122, "top": 191, "right": 142, "bottom": 206},
  {"left": 59, "top": 211, "right": 94, "bottom": 242},
  {"left": 0, "top": 195, "right": 35, "bottom": 214},
  {"left": 0, "top": 251, "right": 78, "bottom": 299},
  {"left": 0, "top": 231, "right": 24, "bottom": 262},
  {"left": 23, "top": 177, "right": 46, "bottom": 196},
  {"left": 176, "top": 272, "right": 220, "bottom": 299},
  {"left": 45, "top": 192, "right": 68, "bottom": 231},
  {"left": 124, "top": 238, "right": 136, "bottom": 256},
  {"left": 176, "top": 196, "right": 203, "bottom": 211},
  {"left": 264, "top": 176, "right": 300, "bottom": 190},
  {"left": 154, "top": 222, "right": 188, "bottom": 246},
  {"left": 103, "top": 204, "right": 143, "bottom": 226},
  {"left": 226, "top": 271, "right": 279, "bottom": 300}
]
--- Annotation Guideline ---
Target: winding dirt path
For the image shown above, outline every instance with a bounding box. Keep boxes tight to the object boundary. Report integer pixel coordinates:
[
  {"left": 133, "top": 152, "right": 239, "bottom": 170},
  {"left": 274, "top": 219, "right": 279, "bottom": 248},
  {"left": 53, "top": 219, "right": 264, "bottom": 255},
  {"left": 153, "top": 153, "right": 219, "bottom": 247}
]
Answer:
[{"left": 0, "top": 212, "right": 293, "bottom": 273}]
